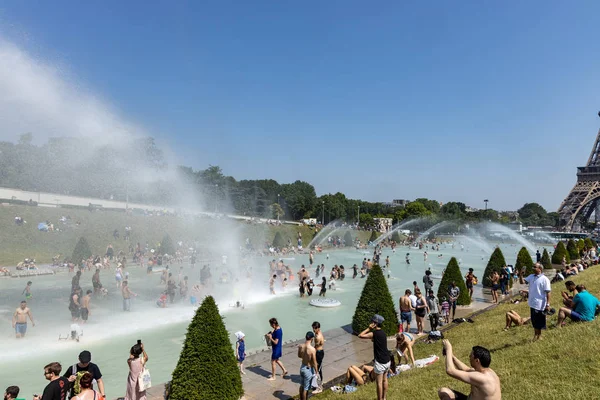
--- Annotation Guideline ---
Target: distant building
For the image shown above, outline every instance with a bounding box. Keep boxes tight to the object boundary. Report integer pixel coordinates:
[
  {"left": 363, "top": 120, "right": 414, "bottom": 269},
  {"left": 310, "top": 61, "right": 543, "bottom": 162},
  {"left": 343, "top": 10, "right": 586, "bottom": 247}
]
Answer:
[{"left": 391, "top": 199, "right": 409, "bottom": 207}]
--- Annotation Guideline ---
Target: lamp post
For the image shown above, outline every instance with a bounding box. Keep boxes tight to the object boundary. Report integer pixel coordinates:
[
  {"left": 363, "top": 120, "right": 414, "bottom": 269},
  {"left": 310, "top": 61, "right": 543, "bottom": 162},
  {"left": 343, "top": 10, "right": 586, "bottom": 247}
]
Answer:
[
  {"left": 277, "top": 194, "right": 280, "bottom": 222},
  {"left": 484, "top": 199, "right": 489, "bottom": 211},
  {"left": 214, "top": 184, "right": 219, "bottom": 213},
  {"left": 357, "top": 205, "right": 360, "bottom": 226},
  {"left": 322, "top": 201, "right": 325, "bottom": 225}
]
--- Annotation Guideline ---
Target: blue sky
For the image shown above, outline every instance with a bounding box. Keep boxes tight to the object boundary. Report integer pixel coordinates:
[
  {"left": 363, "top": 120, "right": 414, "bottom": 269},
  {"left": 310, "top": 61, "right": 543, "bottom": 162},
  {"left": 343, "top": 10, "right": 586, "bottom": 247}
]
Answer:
[{"left": 1, "top": 1, "right": 599, "bottom": 211}]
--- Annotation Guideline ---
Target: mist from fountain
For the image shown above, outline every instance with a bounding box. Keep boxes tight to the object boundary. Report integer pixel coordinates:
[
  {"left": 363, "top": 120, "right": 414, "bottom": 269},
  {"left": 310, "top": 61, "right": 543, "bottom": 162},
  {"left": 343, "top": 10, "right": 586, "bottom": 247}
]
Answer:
[
  {"left": 307, "top": 221, "right": 341, "bottom": 248},
  {"left": 372, "top": 218, "right": 426, "bottom": 246},
  {"left": 456, "top": 234, "right": 494, "bottom": 254},
  {"left": 317, "top": 227, "right": 343, "bottom": 247},
  {"left": 483, "top": 222, "right": 537, "bottom": 254},
  {"left": 415, "top": 221, "right": 454, "bottom": 243}
]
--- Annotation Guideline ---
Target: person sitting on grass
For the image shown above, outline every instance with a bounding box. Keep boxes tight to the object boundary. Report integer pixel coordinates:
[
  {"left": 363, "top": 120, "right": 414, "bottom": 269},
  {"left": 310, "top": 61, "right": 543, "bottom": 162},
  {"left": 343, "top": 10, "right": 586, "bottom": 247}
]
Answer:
[
  {"left": 560, "top": 281, "right": 579, "bottom": 307},
  {"left": 395, "top": 332, "right": 416, "bottom": 367},
  {"left": 503, "top": 310, "right": 531, "bottom": 330},
  {"left": 439, "top": 340, "right": 501, "bottom": 400},
  {"left": 509, "top": 290, "right": 528, "bottom": 304},
  {"left": 557, "top": 284, "right": 600, "bottom": 327}
]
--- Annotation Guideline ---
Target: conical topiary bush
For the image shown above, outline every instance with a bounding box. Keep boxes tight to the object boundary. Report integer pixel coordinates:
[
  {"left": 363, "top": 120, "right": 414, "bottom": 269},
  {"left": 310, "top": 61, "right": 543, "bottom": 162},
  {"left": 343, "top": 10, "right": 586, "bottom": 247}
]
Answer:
[
  {"left": 584, "top": 238, "right": 595, "bottom": 251},
  {"left": 515, "top": 247, "right": 535, "bottom": 278},
  {"left": 567, "top": 239, "right": 579, "bottom": 261},
  {"left": 160, "top": 233, "right": 176, "bottom": 256},
  {"left": 72, "top": 237, "right": 92, "bottom": 266},
  {"left": 577, "top": 239, "right": 585, "bottom": 255},
  {"left": 272, "top": 231, "right": 286, "bottom": 248},
  {"left": 541, "top": 248, "right": 552, "bottom": 269},
  {"left": 169, "top": 296, "right": 243, "bottom": 400},
  {"left": 351, "top": 265, "right": 397, "bottom": 336},
  {"left": 437, "top": 257, "right": 470, "bottom": 305},
  {"left": 391, "top": 230, "right": 401, "bottom": 243},
  {"left": 551, "top": 241, "right": 569, "bottom": 264},
  {"left": 369, "top": 230, "right": 379, "bottom": 243},
  {"left": 344, "top": 231, "right": 353, "bottom": 247},
  {"left": 482, "top": 247, "right": 507, "bottom": 288}
]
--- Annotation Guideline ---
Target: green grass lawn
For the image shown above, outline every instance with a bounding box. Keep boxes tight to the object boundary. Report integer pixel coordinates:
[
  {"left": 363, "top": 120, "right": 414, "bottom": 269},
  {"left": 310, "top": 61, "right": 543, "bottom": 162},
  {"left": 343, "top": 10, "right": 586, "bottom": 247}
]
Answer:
[
  {"left": 0, "top": 204, "right": 371, "bottom": 264},
  {"left": 316, "top": 267, "right": 600, "bottom": 399}
]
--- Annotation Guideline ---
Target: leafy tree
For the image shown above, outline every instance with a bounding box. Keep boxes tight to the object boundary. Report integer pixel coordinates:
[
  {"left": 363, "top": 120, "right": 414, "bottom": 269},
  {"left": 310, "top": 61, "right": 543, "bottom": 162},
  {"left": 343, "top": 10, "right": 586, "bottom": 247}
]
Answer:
[
  {"left": 398, "top": 202, "right": 431, "bottom": 220},
  {"left": 482, "top": 247, "right": 507, "bottom": 288},
  {"left": 515, "top": 247, "right": 535, "bottom": 280},
  {"left": 71, "top": 237, "right": 92, "bottom": 266},
  {"left": 369, "top": 230, "right": 379, "bottom": 243},
  {"left": 169, "top": 296, "right": 243, "bottom": 400},
  {"left": 351, "top": 265, "right": 397, "bottom": 335},
  {"left": 272, "top": 232, "right": 286, "bottom": 248},
  {"left": 584, "top": 238, "right": 595, "bottom": 250},
  {"left": 567, "top": 239, "right": 579, "bottom": 260},
  {"left": 551, "top": 241, "right": 569, "bottom": 264},
  {"left": 280, "top": 180, "right": 317, "bottom": 220},
  {"left": 440, "top": 202, "right": 466, "bottom": 219},
  {"left": 344, "top": 231, "right": 353, "bottom": 247},
  {"left": 517, "top": 203, "right": 550, "bottom": 226},
  {"left": 270, "top": 203, "right": 284, "bottom": 220},
  {"left": 359, "top": 213, "right": 374, "bottom": 228},
  {"left": 160, "top": 233, "right": 176, "bottom": 256},
  {"left": 437, "top": 257, "right": 470, "bottom": 305},
  {"left": 414, "top": 198, "right": 441, "bottom": 214},
  {"left": 541, "top": 248, "right": 552, "bottom": 269}
]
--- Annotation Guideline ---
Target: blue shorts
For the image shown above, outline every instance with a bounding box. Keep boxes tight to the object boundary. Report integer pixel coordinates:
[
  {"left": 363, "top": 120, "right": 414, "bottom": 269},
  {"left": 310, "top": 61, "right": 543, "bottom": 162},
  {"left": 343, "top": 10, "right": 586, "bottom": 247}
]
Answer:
[
  {"left": 299, "top": 365, "right": 314, "bottom": 391},
  {"left": 401, "top": 311, "right": 412, "bottom": 324},
  {"left": 15, "top": 323, "right": 27, "bottom": 335},
  {"left": 570, "top": 311, "right": 583, "bottom": 321}
]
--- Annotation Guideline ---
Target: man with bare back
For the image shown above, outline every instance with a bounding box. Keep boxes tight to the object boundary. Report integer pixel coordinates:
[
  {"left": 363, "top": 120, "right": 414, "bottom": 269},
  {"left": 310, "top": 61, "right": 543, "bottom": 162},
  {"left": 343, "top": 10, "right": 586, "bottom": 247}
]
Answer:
[
  {"left": 438, "top": 340, "right": 501, "bottom": 400},
  {"left": 12, "top": 301, "right": 35, "bottom": 338},
  {"left": 399, "top": 290, "right": 414, "bottom": 332},
  {"left": 297, "top": 331, "right": 318, "bottom": 400}
]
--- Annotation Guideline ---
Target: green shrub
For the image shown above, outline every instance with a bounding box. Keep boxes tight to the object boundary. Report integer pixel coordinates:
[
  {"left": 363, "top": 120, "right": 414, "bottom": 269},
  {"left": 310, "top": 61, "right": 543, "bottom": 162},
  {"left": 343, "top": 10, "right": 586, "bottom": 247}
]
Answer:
[
  {"left": 551, "top": 241, "right": 570, "bottom": 264},
  {"left": 577, "top": 239, "right": 585, "bottom": 255},
  {"left": 541, "top": 248, "right": 552, "bottom": 269},
  {"left": 567, "top": 239, "right": 579, "bottom": 260},
  {"left": 170, "top": 296, "right": 243, "bottom": 400},
  {"left": 368, "top": 231, "right": 379, "bottom": 243},
  {"left": 391, "top": 230, "right": 401, "bottom": 243},
  {"left": 482, "top": 247, "right": 507, "bottom": 288},
  {"left": 437, "top": 257, "right": 470, "bottom": 305},
  {"left": 344, "top": 231, "right": 353, "bottom": 247},
  {"left": 584, "top": 237, "right": 595, "bottom": 250},
  {"left": 272, "top": 231, "right": 286, "bottom": 248},
  {"left": 515, "top": 247, "right": 535, "bottom": 277},
  {"left": 351, "top": 265, "right": 397, "bottom": 336},
  {"left": 160, "top": 233, "right": 176, "bottom": 256},
  {"left": 71, "top": 237, "right": 92, "bottom": 265}
]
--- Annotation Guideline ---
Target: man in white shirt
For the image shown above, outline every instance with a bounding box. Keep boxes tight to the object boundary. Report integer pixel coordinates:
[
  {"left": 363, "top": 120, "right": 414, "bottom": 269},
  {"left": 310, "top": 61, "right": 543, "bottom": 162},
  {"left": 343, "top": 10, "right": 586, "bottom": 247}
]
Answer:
[{"left": 524, "top": 263, "right": 551, "bottom": 341}]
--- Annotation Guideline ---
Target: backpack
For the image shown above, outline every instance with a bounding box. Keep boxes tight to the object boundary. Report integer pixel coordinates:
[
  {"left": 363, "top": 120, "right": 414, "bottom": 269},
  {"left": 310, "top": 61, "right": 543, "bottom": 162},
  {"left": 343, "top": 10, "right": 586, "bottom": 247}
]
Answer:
[{"left": 71, "top": 364, "right": 95, "bottom": 396}]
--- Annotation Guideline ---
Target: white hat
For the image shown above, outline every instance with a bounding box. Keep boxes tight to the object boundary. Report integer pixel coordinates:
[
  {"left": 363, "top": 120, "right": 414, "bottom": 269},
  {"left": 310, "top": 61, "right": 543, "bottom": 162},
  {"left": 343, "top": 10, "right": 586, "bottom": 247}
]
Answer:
[{"left": 234, "top": 331, "right": 245, "bottom": 340}]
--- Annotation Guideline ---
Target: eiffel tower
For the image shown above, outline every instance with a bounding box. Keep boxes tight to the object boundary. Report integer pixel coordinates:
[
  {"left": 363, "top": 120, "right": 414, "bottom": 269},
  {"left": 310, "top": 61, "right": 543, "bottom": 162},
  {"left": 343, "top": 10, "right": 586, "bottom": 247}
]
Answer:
[{"left": 558, "top": 113, "right": 600, "bottom": 230}]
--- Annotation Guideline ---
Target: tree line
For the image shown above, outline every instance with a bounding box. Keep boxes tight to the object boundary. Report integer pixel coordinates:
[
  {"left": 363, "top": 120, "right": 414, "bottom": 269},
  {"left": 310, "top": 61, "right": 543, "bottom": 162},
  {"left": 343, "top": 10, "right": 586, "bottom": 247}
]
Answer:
[{"left": 0, "top": 134, "right": 558, "bottom": 227}]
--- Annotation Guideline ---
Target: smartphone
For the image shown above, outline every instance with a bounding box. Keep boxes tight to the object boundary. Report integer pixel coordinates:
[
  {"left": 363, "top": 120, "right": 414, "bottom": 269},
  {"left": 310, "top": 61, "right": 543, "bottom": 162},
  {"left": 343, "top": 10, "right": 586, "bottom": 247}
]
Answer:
[
  {"left": 137, "top": 339, "right": 142, "bottom": 345},
  {"left": 442, "top": 347, "right": 446, "bottom": 356}
]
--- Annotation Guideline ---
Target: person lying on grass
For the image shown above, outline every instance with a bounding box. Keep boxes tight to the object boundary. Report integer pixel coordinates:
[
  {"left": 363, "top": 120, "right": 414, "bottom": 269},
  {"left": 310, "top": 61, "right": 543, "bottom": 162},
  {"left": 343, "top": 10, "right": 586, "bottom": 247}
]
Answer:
[
  {"left": 557, "top": 284, "right": 600, "bottom": 327},
  {"left": 438, "top": 340, "right": 501, "bottom": 400},
  {"left": 509, "top": 290, "right": 528, "bottom": 304},
  {"left": 345, "top": 353, "right": 397, "bottom": 386},
  {"left": 503, "top": 310, "right": 531, "bottom": 330}
]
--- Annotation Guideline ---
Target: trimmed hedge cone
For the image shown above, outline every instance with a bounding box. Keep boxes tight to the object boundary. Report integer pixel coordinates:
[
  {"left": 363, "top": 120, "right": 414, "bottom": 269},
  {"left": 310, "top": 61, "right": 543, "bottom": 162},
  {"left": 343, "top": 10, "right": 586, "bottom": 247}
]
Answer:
[
  {"left": 169, "top": 296, "right": 243, "bottom": 400},
  {"left": 482, "top": 247, "right": 507, "bottom": 288},
  {"left": 71, "top": 237, "right": 92, "bottom": 266},
  {"left": 541, "top": 248, "right": 552, "bottom": 269},
  {"left": 352, "top": 264, "right": 398, "bottom": 336},
  {"left": 515, "top": 247, "right": 535, "bottom": 278},
  {"left": 551, "top": 241, "right": 569, "bottom": 265},
  {"left": 437, "top": 257, "right": 470, "bottom": 305}
]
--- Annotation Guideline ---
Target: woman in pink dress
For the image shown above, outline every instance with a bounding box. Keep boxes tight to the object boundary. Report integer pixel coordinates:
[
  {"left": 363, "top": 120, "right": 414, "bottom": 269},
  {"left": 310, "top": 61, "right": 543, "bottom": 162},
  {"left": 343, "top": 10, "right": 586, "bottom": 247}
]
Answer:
[{"left": 125, "top": 342, "right": 149, "bottom": 400}]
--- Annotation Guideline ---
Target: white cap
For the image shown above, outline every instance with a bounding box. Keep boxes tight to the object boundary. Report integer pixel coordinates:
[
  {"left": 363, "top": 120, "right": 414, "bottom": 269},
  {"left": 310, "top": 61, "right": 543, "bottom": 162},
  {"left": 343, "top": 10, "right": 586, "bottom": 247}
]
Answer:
[{"left": 234, "top": 331, "right": 245, "bottom": 340}]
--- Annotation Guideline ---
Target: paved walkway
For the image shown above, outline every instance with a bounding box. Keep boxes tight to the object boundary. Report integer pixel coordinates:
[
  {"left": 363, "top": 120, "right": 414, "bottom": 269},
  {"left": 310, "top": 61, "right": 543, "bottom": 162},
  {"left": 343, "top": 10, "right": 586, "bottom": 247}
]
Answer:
[{"left": 142, "top": 291, "right": 505, "bottom": 400}]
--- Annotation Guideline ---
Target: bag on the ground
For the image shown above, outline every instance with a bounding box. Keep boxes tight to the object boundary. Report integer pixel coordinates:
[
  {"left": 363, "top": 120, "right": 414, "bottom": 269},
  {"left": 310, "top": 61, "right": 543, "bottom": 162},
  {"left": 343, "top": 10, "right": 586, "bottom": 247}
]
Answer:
[
  {"left": 138, "top": 367, "right": 152, "bottom": 391},
  {"left": 428, "top": 331, "right": 444, "bottom": 341},
  {"left": 311, "top": 373, "right": 321, "bottom": 390}
]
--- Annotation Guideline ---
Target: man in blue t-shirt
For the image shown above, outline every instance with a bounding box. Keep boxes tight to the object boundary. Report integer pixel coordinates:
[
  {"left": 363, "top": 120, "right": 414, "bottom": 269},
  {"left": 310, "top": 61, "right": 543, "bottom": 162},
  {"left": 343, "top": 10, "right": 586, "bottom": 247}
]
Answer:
[{"left": 557, "top": 285, "right": 600, "bottom": 326}]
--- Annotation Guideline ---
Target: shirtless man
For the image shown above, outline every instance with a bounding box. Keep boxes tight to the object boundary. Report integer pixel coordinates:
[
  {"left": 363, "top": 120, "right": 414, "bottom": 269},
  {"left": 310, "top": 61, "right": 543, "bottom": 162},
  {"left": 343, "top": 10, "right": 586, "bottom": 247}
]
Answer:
[
  {"left": 12, "top": 301, "right": 35, "bottom": 338},
  {"left": 269, "top": 274, "right": 277, "bottom": 295},
  {"left": 297, "top": 331, "right": 318, "bottom": 400},
  {"left": 439, "top": 340, "right": 501, "bottom": 400},
  {"left": 399, "top": 290, "right": 414, "bottom": 333},
  {"left": 122, "top": 281, "right": 137, "bottom": 311},
  {"left": 312, "top": 321, "right": 325, "bottom": 393},
  {"left": 80, "top": 290, "right": 92, "bottom": 324}
]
